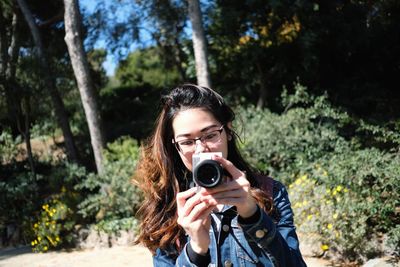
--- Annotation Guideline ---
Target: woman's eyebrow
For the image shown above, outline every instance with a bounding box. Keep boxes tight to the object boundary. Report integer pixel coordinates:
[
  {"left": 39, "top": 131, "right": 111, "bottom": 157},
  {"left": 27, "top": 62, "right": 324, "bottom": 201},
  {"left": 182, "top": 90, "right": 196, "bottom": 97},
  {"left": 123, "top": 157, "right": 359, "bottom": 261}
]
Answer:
[
  {"left": 175, "top": 124, "right": 219, "bottom": 139},
  {"left": 200, "top": 124, "right": 219, "bottom": 133}
]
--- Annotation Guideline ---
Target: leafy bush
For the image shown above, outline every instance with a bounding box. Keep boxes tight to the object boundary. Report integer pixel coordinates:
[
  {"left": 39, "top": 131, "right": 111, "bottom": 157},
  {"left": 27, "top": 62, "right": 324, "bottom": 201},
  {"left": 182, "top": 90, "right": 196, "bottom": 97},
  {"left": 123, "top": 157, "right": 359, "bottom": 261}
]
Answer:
[
  {"left": 238, "top": 84, "right": 400, "bottom": 263},
  {"left": 31, "top": 198, "right": 74, "bottom": 252},
  {"left": 77, "top": 136, "right": 142, "bottom": 234},
  {"left": 1, "top": 130, "right": 39, "bottom": 244},
  {"left": 0, "top": 129, "right": 22, "bottom": 164},
  {"left": 0, "top": 172, "right": 39, "bottom": 244},
  {"left": 29, "top": 162, "right": 88, "bottom": 252}
]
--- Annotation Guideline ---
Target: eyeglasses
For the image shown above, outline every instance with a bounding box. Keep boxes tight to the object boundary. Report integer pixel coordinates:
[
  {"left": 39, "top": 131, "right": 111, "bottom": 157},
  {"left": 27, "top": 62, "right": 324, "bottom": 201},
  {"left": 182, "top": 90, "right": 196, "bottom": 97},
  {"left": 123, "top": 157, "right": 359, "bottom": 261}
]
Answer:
[{"left": 173, "top": 125, "right": 224, "bottom": 153}]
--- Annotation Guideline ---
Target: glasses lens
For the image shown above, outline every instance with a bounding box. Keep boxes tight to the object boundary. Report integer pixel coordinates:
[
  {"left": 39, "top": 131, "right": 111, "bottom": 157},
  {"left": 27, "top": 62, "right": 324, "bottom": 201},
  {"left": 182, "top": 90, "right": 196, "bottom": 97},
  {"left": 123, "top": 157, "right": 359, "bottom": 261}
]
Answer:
[
  {"left": 201, "top": 130, "right": 222, "bottom": 144},
  {"left": 176, "top": 140, "right": 192, "bottom": 152}
]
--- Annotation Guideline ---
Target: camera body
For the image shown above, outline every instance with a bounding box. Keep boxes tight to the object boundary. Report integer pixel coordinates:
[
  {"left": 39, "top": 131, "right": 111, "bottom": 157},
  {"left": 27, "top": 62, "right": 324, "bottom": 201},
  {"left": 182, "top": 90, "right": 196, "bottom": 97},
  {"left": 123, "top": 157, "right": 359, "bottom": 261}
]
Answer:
[{"left": 192, "top": 152, "right": 223, "bottom": 188}]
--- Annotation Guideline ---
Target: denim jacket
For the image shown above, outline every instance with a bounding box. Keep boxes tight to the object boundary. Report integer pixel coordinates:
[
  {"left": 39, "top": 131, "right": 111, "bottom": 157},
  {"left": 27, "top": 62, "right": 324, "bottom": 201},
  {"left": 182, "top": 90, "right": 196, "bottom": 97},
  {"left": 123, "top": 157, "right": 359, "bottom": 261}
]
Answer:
[{"left": 153, "top": 179, "right": 307, "bottom": 267}]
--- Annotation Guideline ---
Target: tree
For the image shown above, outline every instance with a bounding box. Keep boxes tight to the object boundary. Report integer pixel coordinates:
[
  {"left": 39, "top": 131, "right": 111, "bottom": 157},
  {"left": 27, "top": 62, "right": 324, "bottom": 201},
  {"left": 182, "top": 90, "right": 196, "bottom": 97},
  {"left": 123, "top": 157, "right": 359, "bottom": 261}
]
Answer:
[
  {"left": 188, "top": 0, "right": 211, "bottom": 87},
  {"left": 64, "top": 0, "right": 105, "bottom": 173},
  {"left": 16, "top": 0, "right": 79, "bottom": 162},
  {"left": 136, "top": 0, "right": 189, "bottom": 82},
  {"left": 0, "top": 2, "right": 21, "bottom": 136},
  {"left": 116, "top": 47, "right": 181, "bottom": 88}
]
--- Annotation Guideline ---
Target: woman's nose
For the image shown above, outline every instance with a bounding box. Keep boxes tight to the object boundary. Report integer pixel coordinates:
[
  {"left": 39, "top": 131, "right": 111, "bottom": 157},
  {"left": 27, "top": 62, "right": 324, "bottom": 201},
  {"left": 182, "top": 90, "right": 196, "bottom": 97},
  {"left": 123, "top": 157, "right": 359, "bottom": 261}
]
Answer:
[{"left": 194, "top": 140, "right": 209, "bottom": 154}]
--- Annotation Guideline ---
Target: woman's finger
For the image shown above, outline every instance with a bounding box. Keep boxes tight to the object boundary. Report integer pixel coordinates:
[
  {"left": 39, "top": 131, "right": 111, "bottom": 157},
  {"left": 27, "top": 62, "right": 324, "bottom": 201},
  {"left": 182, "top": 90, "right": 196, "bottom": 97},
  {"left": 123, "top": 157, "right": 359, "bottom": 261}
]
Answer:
[
  {"left": 211, "top": 154, "right": 245, "bottom": 179},
  {"left": 180, "top": 192, "right": 203, "bottom": 217},
  {"left": 186, "top": 201, "right": 212, "bottom": 222},
  {"left": 176, "top": 187, "right": 198, "bottom": 215}
]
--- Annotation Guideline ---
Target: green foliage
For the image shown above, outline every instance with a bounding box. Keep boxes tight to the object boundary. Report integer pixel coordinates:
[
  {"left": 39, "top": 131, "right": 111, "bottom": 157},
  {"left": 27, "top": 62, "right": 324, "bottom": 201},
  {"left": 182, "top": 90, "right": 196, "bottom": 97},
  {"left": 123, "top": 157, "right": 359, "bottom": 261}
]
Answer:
[
  {"left": 31, "top": 198, "right": 74, "bottom": 253},
  {"left": 28, "top": 162, "right": 88, "bottom": 252},
  {"left": 0, "top": 172, "right": 39, "bottom": 238},
  {"left": 103, "top": 135, "right": 140, "bottom": 163},
  {"left": 115, "top": 47, "right": 181, "bottom": 88},
  {"left": 239, "top": 84, "right": 400, "bottom": 262},
  {"left": 77, "top": 136, "right": 142, "bottom": 233},
  {"left": 0, "top": 130, "right": 39, "bottom": 240},
  {"left": 0, "top": 129, "right": 22, "bottom": 163},
  {"left": 100, "top": 84, "right": 160, "bottom": 140},
  {"left": 95, "top": 217, "right": 138, "bottom": 235}
]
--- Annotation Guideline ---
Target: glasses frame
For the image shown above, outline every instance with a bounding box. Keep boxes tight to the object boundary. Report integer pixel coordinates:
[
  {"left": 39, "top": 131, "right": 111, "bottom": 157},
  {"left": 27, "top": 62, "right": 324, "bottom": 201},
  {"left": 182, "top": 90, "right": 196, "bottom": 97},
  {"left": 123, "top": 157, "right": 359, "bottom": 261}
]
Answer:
[{"left": 172, "top": 125, "right": 225, "bottom": 153}]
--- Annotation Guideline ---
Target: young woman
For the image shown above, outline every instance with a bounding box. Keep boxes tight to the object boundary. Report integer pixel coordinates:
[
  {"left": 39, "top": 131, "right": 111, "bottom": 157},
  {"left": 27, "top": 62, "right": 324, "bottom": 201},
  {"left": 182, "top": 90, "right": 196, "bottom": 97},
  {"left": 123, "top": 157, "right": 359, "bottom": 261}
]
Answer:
[{"left": 133, "top": 84, "right": 307, "bottom": 266}]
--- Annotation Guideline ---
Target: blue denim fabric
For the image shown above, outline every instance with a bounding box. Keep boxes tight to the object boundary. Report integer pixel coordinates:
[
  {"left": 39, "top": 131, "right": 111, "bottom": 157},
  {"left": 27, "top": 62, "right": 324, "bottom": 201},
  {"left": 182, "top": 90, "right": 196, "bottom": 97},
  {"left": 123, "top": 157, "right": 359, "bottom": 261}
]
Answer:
[{"left": 153, "top": 180, "right": 307, "bottom": 267}]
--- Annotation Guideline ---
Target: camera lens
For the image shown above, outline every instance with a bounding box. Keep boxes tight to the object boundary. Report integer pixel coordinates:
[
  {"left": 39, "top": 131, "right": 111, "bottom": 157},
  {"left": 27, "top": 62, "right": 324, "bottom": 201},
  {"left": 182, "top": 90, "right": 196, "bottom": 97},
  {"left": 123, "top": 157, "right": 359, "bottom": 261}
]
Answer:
[{"left": 193, "top": 159, "right": 223, "bottom": 188}]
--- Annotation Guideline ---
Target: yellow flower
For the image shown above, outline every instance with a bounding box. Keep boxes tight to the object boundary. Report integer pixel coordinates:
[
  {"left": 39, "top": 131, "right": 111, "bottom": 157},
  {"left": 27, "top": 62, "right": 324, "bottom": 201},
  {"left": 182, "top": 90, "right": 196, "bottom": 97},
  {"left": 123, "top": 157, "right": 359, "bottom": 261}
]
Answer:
[
  {"left": 56, "top": 236, "right": 60, "bottom": 242},
  {"left": 31, "top": 241, "right": 35, "bottom": 246},
  {"left": 333, "top": 213, "right": 338, "bottom": 219},
  {"left": 52, "top": 209, "right": 56, "bottom": 213},
  {"left": 34, "top": 223, "right": 39, "bottom": 228},
  {"left": 301, "top": 174, "right": 307, "bottom": 181},
  {"left": 295, "top": 178, "right": 302, "bottom": 185},
  {"left": 344, "top": 188, "right": 349, "bottom": 193},
  {"left": 321, "top": 244, "right": 329, "bottom": 251},
  {"left": 323, "top": 170, "right": 328, "bottom": 176},
  {"left": 38, "top": 237, "right": 41, "bottom": 241},
  {"left": 336, "top": 185, "right": 343, "bottom": 192},
  {"left": 43, "top": 246, "right": 48, "bottom": 251},
  {"left": 326, "top": 189, "right": 331, "bottom": 194},
  {"left": 327, "top": 223, "right": 333, "bottom": 230},
  {"left": 307, "top": 214, "right": 313, "bottom": 220}
]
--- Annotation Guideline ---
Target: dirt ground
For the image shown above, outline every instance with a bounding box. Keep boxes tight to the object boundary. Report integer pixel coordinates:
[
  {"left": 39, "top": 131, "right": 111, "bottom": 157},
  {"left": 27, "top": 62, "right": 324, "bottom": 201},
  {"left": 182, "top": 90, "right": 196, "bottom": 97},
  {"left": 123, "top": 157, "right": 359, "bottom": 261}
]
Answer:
[{"left": 0, "top": 244, "right": 331, "bottom": 267}]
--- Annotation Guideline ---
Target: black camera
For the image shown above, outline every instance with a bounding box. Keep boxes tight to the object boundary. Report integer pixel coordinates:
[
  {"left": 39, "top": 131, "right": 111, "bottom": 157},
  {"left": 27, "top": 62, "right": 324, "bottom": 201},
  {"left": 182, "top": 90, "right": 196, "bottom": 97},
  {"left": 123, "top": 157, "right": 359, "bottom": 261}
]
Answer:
[{"left": 192, "top": 152, "right": 224, "bottom": 188}]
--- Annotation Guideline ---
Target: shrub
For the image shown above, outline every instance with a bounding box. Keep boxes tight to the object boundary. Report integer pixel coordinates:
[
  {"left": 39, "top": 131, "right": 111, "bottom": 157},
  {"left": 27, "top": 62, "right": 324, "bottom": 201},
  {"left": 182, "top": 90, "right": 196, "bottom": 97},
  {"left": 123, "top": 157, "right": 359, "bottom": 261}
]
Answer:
[
  {"left": 77, "top": 136, "right": 142, "bottom": 234},
  {"left": 29, "top": 162, "right": 88, "bottom": 252},
  {"left": 31, "top": 198, "right": 73, "bottom": 252},
  {"left": 0, "top": 129, "right": 22, "bottom": 164},
  {"left": 238, "top": 84, "right": 400, "bottom": 263}
]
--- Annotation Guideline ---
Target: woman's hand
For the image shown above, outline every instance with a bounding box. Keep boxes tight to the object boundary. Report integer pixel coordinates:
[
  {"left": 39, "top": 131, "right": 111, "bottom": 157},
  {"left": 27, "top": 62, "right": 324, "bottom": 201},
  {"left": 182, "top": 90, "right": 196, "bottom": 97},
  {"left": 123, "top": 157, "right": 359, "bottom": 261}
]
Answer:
[
  {"left": 199, "top": 155, "right": 258, "bottom": 219},
  {"left": 176, "top": 187, "right": 215, "bottom": 254}
]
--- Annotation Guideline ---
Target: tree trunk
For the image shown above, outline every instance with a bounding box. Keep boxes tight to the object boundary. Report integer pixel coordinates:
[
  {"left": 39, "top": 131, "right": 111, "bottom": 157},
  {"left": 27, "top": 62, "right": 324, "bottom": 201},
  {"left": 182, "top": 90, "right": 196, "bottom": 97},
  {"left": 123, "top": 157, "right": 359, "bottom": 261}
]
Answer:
[
  {"left": 7, "top": 11, "right": 20, "bottom": 79},
  {"left": 173, "top": 36, "right": 187, "bottom": 81},
  {"left": 1, "top": 8, "right": 21, "bottom": 136},
  {"left": 63, "top": 0, "right": 105, "bottom": 173},
  {"left": 16, "top": 96, "right": 36, "bottom": 177},
  {"left": 17, "top": 0, "right": 79, "bottom": 163},
  {"left": 187, "top": 0, "right": 211, "bottom": 88},
  {"left": 256, "top": 62, "right": 268, "bottom": 108},
  {"left": 0, "top": 4, "right": 8, "bottom": 77}
]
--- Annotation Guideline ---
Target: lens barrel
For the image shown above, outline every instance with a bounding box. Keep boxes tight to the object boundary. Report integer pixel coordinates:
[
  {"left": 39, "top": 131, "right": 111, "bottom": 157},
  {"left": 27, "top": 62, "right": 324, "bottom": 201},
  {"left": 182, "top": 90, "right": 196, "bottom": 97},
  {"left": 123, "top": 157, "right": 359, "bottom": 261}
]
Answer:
[{"left": 193, "top": 159, "right": 223, "bottom": 188}]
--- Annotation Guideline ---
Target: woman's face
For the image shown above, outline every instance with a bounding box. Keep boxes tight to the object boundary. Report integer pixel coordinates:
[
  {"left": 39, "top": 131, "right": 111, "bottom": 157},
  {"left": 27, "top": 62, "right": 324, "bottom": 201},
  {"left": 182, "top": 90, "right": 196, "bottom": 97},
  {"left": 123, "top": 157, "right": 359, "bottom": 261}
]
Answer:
[{"left": 172, "top": 108, "right": 229, "bottom": 171}]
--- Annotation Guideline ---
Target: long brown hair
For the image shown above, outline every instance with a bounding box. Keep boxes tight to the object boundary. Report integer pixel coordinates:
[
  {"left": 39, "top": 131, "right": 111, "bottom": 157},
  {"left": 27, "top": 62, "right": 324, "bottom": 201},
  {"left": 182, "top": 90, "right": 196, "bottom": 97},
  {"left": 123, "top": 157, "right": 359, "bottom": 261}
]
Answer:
[{"left": 133, "top": 84, "right": 273, "bottom": 254}]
